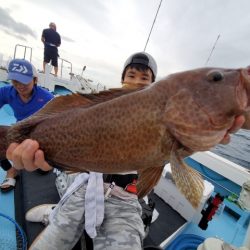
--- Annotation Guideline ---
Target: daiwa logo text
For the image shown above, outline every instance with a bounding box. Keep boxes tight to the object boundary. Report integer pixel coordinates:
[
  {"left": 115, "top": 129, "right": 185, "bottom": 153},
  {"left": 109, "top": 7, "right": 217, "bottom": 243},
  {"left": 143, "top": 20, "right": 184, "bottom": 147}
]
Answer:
[{"left": 11, "top": 63, "right": 28, "bottom": 74}]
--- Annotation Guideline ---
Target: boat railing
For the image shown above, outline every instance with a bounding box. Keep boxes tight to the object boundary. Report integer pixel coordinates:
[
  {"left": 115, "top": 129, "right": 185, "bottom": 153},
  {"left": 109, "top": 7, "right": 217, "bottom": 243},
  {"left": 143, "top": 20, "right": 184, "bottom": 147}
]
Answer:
[
  {"left": 14, "top": 44, "right": 32, "bottom": 62},
  {"left": 59, "top": 58, "right": 72, "bottom": 79},
  {"left": 1, "top": 44, "right": 106, "bottom": 94},
  {"left": 75, "top": 75, "right": 105, "bottom": 93}
]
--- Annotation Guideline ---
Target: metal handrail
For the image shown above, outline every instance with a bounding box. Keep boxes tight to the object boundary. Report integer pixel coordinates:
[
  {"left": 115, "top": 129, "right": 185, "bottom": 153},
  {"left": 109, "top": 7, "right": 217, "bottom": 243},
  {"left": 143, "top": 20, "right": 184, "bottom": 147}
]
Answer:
[
  {"left": 59, "top": 58, "right": 72, "bottom": 78},
  {"left": 14, "top": 44, "right": 32, "bottom": 62}
]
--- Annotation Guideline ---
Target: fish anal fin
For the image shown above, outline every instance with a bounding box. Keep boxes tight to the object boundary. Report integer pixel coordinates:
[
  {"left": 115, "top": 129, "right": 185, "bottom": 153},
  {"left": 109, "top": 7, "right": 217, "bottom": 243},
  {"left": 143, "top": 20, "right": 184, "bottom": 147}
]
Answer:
[
  {"left": 170, "top": 144, "right": 204, "bottom": 209},
  {"left": 137, "top": 166, "right": 164, "bottom": 199}
]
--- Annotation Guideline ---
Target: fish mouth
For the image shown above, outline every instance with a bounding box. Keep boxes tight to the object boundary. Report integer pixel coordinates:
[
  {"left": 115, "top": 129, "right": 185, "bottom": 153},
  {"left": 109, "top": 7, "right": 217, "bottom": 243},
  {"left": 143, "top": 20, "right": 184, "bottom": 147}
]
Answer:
[
  {"left": 208, "top": 69, "right": 250, "bottom": 142},
  {"left": 205, "top": 69, "right": 249, "bottom": 128}
]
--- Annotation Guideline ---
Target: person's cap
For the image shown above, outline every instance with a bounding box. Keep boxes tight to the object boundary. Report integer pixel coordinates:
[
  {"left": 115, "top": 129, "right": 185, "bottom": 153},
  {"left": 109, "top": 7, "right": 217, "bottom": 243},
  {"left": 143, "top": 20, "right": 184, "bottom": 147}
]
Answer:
[
  {"left": 7, "top": 59, "right": 38, "bottom": 84},
  {"left": 122, "top": 52, "right": 157, "bottom": 79}
]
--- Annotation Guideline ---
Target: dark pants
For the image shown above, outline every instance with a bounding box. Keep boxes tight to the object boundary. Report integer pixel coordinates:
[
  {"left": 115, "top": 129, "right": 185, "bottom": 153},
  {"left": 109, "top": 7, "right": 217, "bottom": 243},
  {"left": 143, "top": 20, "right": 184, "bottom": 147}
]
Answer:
[{"left": 44, "top": 46, "right": 59, "bottom": 67}]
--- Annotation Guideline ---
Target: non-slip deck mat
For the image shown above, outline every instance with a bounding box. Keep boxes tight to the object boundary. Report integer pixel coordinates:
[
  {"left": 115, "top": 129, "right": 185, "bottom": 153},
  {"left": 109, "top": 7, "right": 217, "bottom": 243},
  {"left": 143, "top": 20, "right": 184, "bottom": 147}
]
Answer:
[{"left": 0, "top": 168, "right": 17, "bottom": 249}]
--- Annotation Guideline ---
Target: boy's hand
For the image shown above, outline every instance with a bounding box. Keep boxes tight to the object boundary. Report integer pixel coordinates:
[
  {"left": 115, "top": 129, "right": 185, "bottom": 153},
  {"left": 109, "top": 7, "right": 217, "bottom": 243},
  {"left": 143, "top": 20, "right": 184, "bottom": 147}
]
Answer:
[
  {"left": 6, "top": 139, "right": 52, "bottom": 171},
  {"left": 220, "top": 115, "right": 246, "bottom": 144}
]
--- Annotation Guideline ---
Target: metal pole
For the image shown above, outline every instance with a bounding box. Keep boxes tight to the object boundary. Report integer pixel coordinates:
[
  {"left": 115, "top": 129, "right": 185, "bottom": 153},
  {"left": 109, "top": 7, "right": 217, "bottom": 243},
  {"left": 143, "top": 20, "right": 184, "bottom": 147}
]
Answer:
[
  {"left": 205, "top": 34, "right": 221, "bottom": 66},
  {"left": 144, "top": 0, "right": 163, "bottom": 52}
]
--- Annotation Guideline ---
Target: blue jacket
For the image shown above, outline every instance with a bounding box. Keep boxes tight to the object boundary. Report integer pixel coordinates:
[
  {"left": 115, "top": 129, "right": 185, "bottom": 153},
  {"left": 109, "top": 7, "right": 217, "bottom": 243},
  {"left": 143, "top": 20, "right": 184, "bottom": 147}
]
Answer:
[{"left": 0, "top": 85, "right": 54, "bottom": 121}]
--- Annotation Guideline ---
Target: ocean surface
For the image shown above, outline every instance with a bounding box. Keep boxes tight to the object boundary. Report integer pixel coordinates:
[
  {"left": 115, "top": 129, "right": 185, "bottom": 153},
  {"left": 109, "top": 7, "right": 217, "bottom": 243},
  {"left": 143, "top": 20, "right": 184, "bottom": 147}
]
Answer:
[{"left": 211, "top": 129, "right": 250, "bottom": 170}]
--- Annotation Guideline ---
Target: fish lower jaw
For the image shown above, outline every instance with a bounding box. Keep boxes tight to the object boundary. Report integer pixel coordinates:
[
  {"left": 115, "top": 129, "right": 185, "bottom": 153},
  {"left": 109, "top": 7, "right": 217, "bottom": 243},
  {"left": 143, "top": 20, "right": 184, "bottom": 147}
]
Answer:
[{"left": 174, "top": 133, "right": 226, "bottom": 152}]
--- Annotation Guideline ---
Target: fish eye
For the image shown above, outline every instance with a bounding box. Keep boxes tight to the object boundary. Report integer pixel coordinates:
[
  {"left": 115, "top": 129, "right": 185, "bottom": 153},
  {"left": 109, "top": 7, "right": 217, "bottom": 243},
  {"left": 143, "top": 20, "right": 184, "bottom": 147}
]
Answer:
[{"left": 207, "top": 71, "right": 224, "bottom": 82}]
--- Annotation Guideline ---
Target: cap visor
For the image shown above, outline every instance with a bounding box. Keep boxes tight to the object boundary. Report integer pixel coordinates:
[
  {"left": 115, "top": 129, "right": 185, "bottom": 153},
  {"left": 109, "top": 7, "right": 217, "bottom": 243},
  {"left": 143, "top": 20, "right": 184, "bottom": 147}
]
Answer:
[{"left": 7, "top": 72, "right": 33, "bottom": 84}]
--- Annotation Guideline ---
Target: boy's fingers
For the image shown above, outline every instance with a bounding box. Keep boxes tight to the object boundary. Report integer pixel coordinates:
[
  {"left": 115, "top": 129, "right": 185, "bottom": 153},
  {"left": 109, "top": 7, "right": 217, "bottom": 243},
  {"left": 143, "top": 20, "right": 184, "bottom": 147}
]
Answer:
[
  {"left": 34, "top": 150, "right": 52, "bottom": 171},
  {"left": 220, "top": 115, "right": 246, "bottom": 145},
  {"left": 20, "top": 140, "right": 40, "bottom": 171},
  {"left": 6, "top": 143, "right": 19, "bottom": 161},
  {"left": 6, "top": 139, "right": 39, "bottom": 171},
  {"left": 228, "top": 115, "right": 245, "bottom": 133},
  {"left": 7, "top": 142, "right": 28, "bottom": 170}
]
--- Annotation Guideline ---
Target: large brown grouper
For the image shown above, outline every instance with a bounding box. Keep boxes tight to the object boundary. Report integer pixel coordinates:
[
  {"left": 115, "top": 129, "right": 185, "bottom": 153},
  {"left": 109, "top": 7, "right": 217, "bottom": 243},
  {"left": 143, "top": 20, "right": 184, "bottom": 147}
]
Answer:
[{"left": 1, "top": 67, "right": 250, "bottom": 208}]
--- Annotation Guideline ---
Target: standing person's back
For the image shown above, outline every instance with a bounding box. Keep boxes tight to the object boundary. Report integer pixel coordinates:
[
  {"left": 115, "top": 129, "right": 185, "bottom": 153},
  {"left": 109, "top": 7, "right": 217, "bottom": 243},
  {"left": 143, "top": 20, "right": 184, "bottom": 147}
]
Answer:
[
  {"left": 41, "top": 22, "right": 61, "bottom": 76},
  {"left": 42, "top": 28, "right": 60, "bottom": 48}
]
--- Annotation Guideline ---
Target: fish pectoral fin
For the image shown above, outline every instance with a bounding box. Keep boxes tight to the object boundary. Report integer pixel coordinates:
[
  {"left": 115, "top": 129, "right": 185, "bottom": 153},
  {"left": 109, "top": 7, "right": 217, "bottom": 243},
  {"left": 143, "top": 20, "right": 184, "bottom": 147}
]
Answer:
[
  {"left": 170, "top": 143, "right": 204, "bottom": 209},
  {"left": 137, "top": 166, "right": 164, "bottom": 199}
]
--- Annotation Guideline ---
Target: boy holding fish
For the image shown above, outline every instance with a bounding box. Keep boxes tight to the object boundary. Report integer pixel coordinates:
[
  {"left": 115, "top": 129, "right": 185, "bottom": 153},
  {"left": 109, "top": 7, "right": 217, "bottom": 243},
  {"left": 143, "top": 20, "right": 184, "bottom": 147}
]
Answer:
[{"left": 7, "top": 52, "right": 159, "bottom": 250}]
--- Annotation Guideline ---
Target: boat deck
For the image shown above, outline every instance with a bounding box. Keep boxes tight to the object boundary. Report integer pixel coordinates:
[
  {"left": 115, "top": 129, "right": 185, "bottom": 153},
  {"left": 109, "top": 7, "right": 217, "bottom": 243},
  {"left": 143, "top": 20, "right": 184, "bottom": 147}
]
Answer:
[{"left": 14, "top": 170, "right": 186, "bottom": 248}]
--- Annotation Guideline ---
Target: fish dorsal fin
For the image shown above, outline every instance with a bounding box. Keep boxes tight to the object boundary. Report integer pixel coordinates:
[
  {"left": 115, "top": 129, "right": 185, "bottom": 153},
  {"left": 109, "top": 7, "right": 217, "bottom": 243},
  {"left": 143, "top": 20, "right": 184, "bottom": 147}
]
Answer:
[
  {"left": 137, "top": 166, "right": 165, "bottom": 199},
  {"left": 32, "top": 85, "right": 146, "bottom": 118},
  {"left": 32, "top": 93, "right": 93, "bottom": 118},
  {"left": 170, "top": 141, "right": 204, "bottom": 208},
  {"left": 78, "top": 84, "right": 146, "bottom": 105}
]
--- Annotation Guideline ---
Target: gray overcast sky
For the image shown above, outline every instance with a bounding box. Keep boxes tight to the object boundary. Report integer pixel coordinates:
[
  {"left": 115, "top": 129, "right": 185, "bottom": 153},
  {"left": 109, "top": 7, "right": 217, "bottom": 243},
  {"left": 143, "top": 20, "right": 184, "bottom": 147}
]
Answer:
[{"left": 0, "top": 0, "right": 250, "bottom": 88}]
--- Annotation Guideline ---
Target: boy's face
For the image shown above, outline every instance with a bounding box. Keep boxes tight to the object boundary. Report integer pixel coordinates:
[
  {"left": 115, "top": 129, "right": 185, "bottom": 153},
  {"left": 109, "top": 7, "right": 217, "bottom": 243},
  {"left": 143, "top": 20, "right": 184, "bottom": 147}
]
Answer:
[
  {"left": 12, "top": 79, "right": 35, "bottom": 97},
  {"left": 122, "top": 67, "right": 153, "bottom": 87}
]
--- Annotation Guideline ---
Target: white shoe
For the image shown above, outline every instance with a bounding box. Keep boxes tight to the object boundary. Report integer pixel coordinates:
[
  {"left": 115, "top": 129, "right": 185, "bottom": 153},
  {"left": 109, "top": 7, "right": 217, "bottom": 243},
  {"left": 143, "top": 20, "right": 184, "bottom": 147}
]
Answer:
[{"left": 25, "top": 204, "right": 56, "bottom": 225}]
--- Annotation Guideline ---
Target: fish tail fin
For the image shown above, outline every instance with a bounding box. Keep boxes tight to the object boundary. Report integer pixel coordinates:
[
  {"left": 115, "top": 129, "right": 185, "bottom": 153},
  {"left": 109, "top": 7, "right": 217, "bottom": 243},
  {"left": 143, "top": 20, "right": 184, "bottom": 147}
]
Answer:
[
  {"left": 137, "top": 166, "right": 164, "bottom": 199},
  {"left": 170, "top": 149, "right": 204, "bottom": 209},
  {"left": 0, "top": 125, "right": 10, "bottom": 160},
  {"left": 7, "top": 117, "right": 43, "bottom": 143}
]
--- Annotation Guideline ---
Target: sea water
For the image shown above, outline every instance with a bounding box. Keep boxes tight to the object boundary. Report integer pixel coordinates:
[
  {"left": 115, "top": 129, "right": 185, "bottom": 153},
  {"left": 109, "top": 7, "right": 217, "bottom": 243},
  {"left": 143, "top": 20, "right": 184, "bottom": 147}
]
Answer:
[{"left": 212, "top": 129, "right": 250, "bottom": 170}]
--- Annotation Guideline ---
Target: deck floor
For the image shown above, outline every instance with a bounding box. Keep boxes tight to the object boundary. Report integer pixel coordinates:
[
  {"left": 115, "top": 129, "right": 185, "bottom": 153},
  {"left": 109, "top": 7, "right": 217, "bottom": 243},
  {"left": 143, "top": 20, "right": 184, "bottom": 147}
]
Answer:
[{"left": 14, "top": 171, "right": 186, "bottom": 249}]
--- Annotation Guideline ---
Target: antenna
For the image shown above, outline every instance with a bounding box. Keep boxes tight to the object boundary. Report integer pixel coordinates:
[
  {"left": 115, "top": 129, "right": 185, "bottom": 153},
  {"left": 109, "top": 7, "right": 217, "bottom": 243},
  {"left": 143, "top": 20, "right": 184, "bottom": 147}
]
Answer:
[
  {"left": 205, "top": 34, "right": 221, "bottom": 66},
  {"left": 143, "top": 0, "right": 163, "bottom": 52}
]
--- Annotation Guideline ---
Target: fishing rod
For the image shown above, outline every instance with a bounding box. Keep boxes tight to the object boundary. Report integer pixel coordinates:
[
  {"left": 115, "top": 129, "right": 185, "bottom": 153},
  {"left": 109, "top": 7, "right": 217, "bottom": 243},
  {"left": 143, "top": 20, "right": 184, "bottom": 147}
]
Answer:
[
  {"left": 205, "top": 34, "right": 221, "bottom": 66},
  {"left": 144, "top": 0, "right": 163, "bottom": 52}
]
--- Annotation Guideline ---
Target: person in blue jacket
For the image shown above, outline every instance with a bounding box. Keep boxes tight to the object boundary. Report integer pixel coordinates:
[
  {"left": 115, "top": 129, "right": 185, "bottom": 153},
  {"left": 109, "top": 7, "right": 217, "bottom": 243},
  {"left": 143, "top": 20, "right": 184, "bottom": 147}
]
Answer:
[{"left": 0, "top": 58, "right": 54, "bottom": 192}]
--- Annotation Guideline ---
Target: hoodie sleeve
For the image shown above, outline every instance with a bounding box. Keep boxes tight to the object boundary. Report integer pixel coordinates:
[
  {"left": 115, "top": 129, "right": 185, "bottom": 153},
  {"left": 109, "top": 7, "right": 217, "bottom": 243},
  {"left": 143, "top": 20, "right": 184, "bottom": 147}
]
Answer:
[{"left": 0, "top": 86, "right": 9, "bottom": 108}]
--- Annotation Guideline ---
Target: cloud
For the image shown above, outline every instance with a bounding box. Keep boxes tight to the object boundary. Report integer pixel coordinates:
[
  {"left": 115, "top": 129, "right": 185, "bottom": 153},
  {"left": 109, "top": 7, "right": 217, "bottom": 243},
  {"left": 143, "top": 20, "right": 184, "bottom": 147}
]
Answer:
[
  {"left": 3, "top": 29, "right": 27, "bottom": 41},
  {"left": 0, "top": 7, "right": 37, "bottom": 39},
  {"left": 22, "top": 0, "right": 112, "bottom": 34},
  {"left": 61, "top": 36, "right": 75, "bottom": 43}
]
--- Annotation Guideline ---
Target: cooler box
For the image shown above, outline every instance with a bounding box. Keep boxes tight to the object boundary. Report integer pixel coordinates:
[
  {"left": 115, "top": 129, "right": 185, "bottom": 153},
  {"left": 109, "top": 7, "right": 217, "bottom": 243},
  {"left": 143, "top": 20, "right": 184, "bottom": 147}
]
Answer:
[{"left": 154, "top": 163, "right": 214, "bottom": 222}]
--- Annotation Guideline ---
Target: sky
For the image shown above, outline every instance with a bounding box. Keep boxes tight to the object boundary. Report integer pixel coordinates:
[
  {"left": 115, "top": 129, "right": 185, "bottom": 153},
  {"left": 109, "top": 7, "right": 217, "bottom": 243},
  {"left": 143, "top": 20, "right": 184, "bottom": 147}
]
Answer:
[{"left": 1, "top": 0, "right": 250, "bottom": 88}]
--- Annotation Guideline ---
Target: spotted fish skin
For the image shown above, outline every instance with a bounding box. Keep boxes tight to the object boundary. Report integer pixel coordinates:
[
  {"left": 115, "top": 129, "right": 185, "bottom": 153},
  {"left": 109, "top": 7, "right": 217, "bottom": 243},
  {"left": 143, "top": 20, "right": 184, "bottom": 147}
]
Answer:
[{"left": 1, "top": 67, "right": 250, "bottom": 208}]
